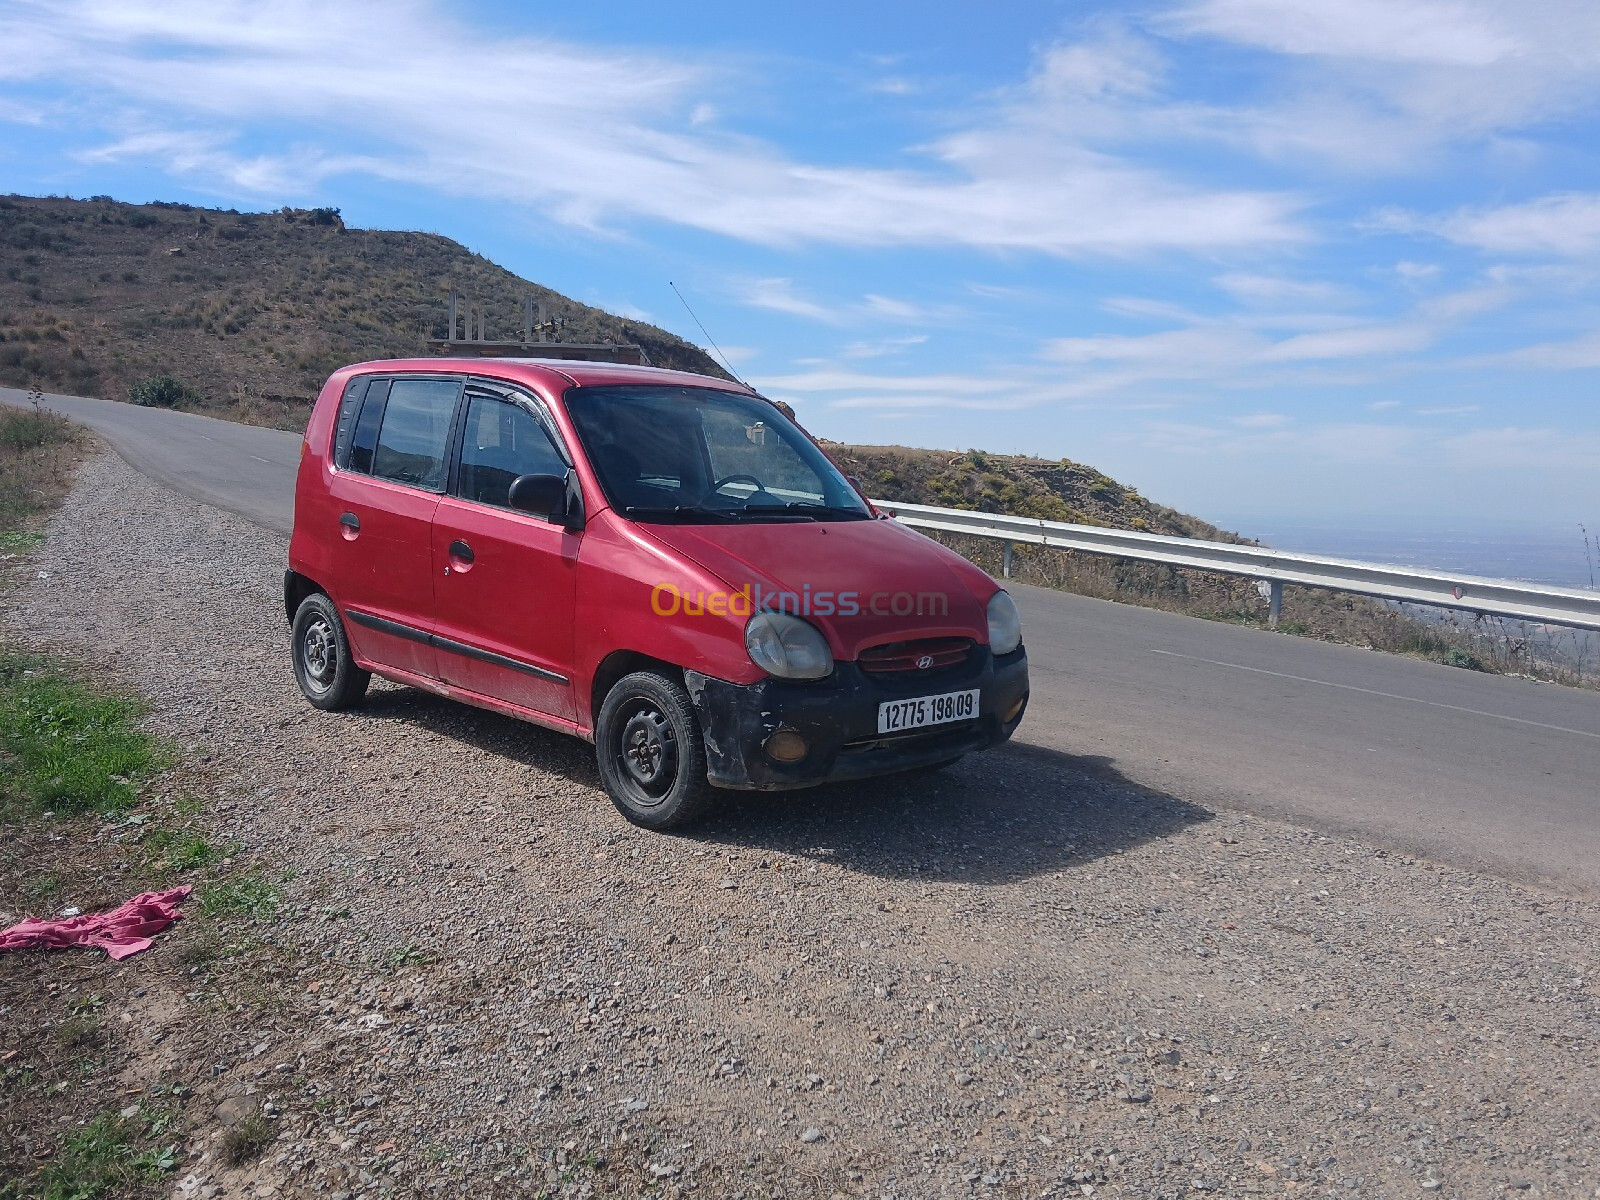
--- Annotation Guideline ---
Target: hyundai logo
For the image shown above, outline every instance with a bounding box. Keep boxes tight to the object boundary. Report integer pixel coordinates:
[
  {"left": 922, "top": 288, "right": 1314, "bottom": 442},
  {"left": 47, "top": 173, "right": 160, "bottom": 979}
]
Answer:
[{"left": 916, "top": 654, "right": 934, "bottom": 670}]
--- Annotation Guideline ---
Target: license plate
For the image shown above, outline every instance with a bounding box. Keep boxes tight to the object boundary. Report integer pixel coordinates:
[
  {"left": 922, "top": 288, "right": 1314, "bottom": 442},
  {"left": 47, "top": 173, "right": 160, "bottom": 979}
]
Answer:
[{"left": 877, "top": 688, "right": 979, "bottom": 734}]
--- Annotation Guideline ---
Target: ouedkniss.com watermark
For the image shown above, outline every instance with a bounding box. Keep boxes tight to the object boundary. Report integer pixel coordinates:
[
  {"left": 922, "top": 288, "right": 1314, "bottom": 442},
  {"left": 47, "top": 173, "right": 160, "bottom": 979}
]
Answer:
[{"left": 650, "top": 583, "right": 949, "bottom": 618}]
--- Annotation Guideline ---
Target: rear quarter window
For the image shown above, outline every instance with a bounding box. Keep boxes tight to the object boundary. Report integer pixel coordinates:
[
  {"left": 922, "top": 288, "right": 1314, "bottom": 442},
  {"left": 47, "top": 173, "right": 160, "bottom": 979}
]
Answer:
[{"left": 332, "top": 376, "right": 370, "bottom": 468}]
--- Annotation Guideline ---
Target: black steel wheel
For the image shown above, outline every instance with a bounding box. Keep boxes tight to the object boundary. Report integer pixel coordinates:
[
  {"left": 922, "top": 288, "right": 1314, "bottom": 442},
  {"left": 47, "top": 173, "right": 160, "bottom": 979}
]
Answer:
[
  {"left": 596, "top": 671, "right": 715, "bottom": 830},
  {"left": 291, "top": 592, "right": 371, "bottom": 711}
]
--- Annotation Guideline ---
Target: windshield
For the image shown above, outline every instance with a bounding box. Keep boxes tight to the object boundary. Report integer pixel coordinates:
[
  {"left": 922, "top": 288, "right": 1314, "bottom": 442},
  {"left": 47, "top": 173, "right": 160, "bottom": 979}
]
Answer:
[{"left": 564, "top": 385, "right": 872, "bottom": 523}]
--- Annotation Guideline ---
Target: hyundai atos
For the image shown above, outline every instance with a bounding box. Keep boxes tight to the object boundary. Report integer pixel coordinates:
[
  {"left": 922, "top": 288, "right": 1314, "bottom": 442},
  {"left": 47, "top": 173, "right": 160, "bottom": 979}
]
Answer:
[{"left": 286, "top": 359, "right": 1029, "bottom": 828}]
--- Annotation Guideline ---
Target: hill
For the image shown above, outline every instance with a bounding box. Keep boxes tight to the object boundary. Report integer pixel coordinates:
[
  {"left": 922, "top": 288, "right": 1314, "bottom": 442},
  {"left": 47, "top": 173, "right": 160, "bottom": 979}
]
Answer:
[
  {"left": 825, "top": 443, "right": 1237, "bottom": 540},
  {"left": 0, "top": 194, "right": 724, "bottom": 427},
  {"left": 1, "top": 193, "right": 1560, "bottom": 683}
]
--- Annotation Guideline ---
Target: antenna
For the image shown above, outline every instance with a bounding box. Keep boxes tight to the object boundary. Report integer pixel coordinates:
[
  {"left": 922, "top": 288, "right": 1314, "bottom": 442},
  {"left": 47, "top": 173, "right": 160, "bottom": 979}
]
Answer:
[{"left": 669, "top": 281, "right": 745, "bottom": 386}]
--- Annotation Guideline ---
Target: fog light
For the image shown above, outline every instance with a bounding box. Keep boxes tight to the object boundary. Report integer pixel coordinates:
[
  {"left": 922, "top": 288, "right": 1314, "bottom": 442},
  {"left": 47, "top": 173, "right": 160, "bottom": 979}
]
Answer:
[
  {"left": 1002, "top": 696, "right": 1026, "bottom": 724},
  {"left": 764, "top": 730, "right": 809, "bottom": 763}
]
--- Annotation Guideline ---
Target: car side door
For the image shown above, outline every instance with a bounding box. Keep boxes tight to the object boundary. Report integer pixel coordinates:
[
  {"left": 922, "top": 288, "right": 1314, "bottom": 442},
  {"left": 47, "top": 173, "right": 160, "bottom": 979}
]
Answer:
[
  {"left": 325, "top": 374, "right": 464, "bottom": 681},
  {"left": 429, "top": 385, "right": 580, "bottom": 724}
]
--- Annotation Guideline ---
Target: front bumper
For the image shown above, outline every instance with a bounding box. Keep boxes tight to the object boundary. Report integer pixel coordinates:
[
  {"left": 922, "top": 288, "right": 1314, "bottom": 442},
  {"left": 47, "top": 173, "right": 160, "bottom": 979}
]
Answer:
[{"left": 684, "top": 646, "right": 1029, "bottom": 791}]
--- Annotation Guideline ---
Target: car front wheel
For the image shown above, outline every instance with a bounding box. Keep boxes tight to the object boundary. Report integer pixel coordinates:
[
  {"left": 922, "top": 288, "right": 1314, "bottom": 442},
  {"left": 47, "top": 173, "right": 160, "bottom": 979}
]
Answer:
[
  {"left": 596, "top": 671, "right": 715, "bottom": 830},
  {"left": 291, "top": 592, "right": 371, "bottom": 711}
]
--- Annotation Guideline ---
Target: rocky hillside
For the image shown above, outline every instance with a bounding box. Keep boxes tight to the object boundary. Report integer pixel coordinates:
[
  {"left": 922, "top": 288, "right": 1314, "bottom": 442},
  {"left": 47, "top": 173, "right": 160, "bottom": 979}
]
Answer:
[
  {"left": 824, "top": 443, "right": 1244, "bottom": 541},
  {"left": 0, "top": 194, "right": 724, "bottom": 427}
]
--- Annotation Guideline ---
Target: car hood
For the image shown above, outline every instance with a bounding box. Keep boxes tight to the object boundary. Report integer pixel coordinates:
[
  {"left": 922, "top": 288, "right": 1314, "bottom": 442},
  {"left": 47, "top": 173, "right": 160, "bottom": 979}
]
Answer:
[{"left": 640, "top": 516, "right": 994, "bottom": 658}]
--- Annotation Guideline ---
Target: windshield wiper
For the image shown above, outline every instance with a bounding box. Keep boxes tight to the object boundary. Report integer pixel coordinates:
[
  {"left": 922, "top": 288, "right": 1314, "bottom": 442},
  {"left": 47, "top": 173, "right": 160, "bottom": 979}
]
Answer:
[
  {"left": 740, "top": 502, "right": 870, "bottom": 520},
  {"left": 622, "top": 505, "right": 740, "bottom": 521}
]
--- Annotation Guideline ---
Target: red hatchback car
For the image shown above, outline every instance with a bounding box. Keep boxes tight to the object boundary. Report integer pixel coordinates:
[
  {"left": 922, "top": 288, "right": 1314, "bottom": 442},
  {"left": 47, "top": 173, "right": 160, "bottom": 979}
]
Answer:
[{"left": 286, "top": 358, "right": 1028, "bottom": 828}]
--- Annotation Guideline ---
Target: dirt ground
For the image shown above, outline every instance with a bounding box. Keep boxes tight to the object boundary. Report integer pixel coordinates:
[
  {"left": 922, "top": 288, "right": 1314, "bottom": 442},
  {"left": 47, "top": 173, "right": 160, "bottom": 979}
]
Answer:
[{"left": 3, "top": 452, "right": 1598, "bottom": 1200}]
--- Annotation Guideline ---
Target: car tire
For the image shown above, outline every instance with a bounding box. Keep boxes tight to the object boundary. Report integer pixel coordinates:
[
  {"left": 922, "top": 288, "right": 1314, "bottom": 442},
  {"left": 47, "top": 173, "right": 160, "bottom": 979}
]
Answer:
[
  {"left": 291, "top": 593, "right": 371, "bottom": 711},
  {"left": 596, "top": 671, "right": 716, "bottom": 830}
]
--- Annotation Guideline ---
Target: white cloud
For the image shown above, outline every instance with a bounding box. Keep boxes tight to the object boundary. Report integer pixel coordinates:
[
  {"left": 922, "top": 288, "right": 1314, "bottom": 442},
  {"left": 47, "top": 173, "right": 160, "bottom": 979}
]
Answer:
[
  {"left": 1043, "top": 326, "right": 1263, "bottom": 369},
  {"left": 1138, "top": 418, "right": 1422, "bottom": 462},
  {"left": 1032, "top": 27, "right": 1167, "bottom": 98},
  {"left": 1150, "top": 2, "right": 1600, "bottom": 171},
  {"left": 592, "top": 300, "right": 654, "bottom": 323},
  {"left": 1214, "top": 273, "right": 1350, "bottom": 305},
  {"left": 841, "top": 335, "right": 929, "bottom": 360},
  {"left": 1489, "top": 328, "right": 1600, "bottom": 369},
  {"left": 866, "top": 77, "right": 918, "bottom": 96},
  {"left": 740, "top": 281, "right": 964, "bottom": 328},
  {"left": 740, "top": 279, "right": 841, "bottom": 323},
  {"left": 76, "top": 129, "right": 384, "bottom": 194},
  {"left": 0, "top": 96, "right": 45, "bottom": 124},
  {"left": 1163, "top": 0, "right": 1523, "bottom": 66},
  {"left": 1257, "top": 322, "right": 1436, "bottom": 361},
  {"left": 1393, "top": 260, "right": 1442, "bottom": 282},
  {"left": 1416, "top": 404, "right": 1481, "bottom": 416},
  {"left": 0, "top": 0, "right": 1305, "bottom": 256},
  {"left": 860, "top": 294, "right": 964, "bottom": 324},
  {"left": 1441, "top": 426, "right": 1600, "bottom": 470},
  {"left": 1380, "top": 193, "right": 1600, "bottom": 257},
  {"left": 1040, "top": 314, "right": 1440, "bottom": 375}
]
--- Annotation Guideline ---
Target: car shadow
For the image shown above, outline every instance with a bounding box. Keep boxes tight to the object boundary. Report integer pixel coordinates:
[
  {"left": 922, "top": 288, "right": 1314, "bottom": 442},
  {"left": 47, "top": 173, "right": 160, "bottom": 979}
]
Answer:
[
  {"left": 349, "top": 684, "right": 1213, "bottom": 887},
  {"left": 692, "top": 740, "right": 1214, "bottom": 885}
]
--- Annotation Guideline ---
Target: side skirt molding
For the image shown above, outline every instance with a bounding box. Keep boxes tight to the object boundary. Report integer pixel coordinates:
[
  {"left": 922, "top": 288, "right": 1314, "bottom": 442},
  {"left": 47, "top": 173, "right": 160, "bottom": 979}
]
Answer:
[{"left": 345, "top": 608, "right": 569, "bottom": 686}]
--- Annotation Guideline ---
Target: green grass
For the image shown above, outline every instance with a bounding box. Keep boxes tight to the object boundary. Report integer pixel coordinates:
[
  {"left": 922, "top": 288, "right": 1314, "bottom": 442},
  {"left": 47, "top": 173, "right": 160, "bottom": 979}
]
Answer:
[
  {"left": 22, "top": 868, "right": 64, "bottom": 903},
  {"left": 0, "top": 406, "right": 72, "bottom": 452},
  {"left": 55, "top": 1016, "right": 102, "bottom": 1050},
  {"left": 0, "top": 403, "right": 76, "bottom": 529},
  {"left": 198, "top": 874, "right": 279, "bottom": 919},
  {"left": 221, "top": 1108, "right": 274, "bottom": 1166},
  {"left": 0, "top": 529, "right": 45, "bottom": 554},
  {"left": 0, "top": 1108, "right": 179, "bottom": 1200},
  {"left": 141, "top": 828, "right": 234, "bottom": 873},
  {"left": 384, "top": 943, "right": 429, "bottom": 971},
  {"left": 0, "top": 651, "right": 166, "bottom": 816}
]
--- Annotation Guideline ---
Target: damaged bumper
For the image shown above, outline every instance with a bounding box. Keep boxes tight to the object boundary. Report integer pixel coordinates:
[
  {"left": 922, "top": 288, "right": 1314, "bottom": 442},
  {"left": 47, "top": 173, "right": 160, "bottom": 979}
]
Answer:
[{"left": 684, "top": 647, "right": 1029, "bottom": 790}]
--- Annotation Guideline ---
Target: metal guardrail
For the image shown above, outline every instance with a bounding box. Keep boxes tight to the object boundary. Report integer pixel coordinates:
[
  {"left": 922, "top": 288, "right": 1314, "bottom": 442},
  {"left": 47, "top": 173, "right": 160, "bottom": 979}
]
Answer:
[{"left": 873, "top": 499, "right": 1600, "bottom": 633}]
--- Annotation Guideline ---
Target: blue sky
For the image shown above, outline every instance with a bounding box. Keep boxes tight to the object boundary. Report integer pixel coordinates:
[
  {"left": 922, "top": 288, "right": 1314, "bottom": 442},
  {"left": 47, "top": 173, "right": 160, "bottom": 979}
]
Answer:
[{"left": 2, "top": 0, "right": 1599, "bottom": 534}]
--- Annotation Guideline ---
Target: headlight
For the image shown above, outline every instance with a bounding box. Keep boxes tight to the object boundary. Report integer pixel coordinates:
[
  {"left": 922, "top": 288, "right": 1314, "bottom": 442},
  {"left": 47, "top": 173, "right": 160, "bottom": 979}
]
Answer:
[
  {"left": 745, "top": 612, "right": 834, "bottom": 680},
  {"left": 987, "top": 590, "right": 1022, "bottom": 656}
]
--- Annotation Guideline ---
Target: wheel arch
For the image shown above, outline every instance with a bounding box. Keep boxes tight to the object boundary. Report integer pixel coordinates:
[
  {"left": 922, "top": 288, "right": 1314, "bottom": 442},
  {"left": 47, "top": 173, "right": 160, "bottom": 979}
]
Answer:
[
  {"left": 589, "top": 649, "right": 682, "bottom": 725},
  {"left": 283, "top": 570, "right": 325, "bottom": 625}
]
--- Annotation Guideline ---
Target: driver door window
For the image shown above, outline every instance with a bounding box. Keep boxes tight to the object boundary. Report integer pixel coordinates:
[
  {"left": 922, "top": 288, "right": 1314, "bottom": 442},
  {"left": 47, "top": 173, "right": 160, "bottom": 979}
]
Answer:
[{"left": 455, "top": 394, "right": 566, "bottom": 508}]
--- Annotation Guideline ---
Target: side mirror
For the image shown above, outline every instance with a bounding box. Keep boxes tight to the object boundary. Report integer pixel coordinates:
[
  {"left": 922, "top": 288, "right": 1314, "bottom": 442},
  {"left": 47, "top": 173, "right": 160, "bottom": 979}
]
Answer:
[{"left": 507, "top": 472, "right": 567, "bottom": 518}]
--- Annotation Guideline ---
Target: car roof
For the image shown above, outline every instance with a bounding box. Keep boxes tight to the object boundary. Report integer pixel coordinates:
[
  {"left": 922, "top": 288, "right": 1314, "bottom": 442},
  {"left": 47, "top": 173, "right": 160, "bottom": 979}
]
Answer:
[{"left": 341, "top": 357, "right": 759, "bottom": 396}]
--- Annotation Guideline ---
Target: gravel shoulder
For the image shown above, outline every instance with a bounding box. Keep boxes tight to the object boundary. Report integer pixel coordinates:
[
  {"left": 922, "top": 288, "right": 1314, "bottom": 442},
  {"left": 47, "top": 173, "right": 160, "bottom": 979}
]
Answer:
[{"left": 5, "top": 451, "right": 1598, "bottom": 1199}]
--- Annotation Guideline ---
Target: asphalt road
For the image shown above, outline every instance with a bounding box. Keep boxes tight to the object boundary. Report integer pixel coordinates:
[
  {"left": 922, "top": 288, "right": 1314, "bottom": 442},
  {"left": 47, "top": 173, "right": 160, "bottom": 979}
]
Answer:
[
  {"left": 8, "top": 385, "right": 1600, "bottom": 894},
  {"left": 1, "top": 385, "right": 301, "bottom": 532}
]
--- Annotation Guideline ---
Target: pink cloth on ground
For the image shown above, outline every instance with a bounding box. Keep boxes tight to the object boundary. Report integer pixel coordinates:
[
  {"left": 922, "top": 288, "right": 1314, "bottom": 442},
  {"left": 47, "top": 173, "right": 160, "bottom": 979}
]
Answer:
[{"left": 0, "top": 885, "right": 193, "bottom": 960}]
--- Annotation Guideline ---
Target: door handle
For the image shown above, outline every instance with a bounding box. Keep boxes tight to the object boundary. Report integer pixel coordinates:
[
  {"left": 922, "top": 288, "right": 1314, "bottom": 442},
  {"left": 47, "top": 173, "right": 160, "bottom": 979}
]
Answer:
[
  {"left": 339, "top": 512, "right": 360, "bottom": 530},
  {"left": 448, "top": 539, "right": 474, "bottom": 564}
]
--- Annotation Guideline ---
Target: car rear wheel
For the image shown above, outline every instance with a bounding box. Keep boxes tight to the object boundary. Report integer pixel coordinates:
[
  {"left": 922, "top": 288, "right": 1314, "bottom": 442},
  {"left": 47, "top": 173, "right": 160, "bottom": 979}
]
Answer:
[
  {"left": 291, "top": 593, "right": 371, "bottom": 711},
  {"left": 596, "top": 671, "right": 715, "bottom": 830}
]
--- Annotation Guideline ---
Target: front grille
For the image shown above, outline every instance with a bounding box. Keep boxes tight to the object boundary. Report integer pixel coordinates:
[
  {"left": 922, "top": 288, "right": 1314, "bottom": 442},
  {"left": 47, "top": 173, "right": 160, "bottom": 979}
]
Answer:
[{"left": 857, "top": 637, "right": 973, "bottom": 676}]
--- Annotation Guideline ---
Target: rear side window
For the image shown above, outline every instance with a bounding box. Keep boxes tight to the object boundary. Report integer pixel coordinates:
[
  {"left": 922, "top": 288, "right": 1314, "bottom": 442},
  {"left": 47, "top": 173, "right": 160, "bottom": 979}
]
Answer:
[{"left": 369, "top": 378, "right": 461, "bottom": 490}]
